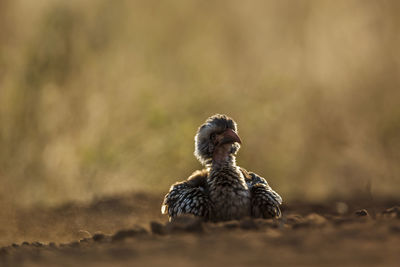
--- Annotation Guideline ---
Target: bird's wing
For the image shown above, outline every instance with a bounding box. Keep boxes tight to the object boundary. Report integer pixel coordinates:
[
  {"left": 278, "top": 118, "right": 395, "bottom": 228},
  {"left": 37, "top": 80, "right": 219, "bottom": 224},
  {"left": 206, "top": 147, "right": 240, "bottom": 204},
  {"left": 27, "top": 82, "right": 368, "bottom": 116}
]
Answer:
[
  {"left": 162, "top": 169, "right": 212, "bottom": 221},
  {"left": 240, "top": 167, "right": 282, "bottom": 218}
]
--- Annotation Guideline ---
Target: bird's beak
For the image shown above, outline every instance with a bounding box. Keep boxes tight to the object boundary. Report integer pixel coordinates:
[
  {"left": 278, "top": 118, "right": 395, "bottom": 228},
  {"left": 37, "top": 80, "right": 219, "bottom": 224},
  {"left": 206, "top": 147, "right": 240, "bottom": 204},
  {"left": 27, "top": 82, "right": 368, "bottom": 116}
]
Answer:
[{"left": 219, "top": 128, "right": 242, "bottom": 146}]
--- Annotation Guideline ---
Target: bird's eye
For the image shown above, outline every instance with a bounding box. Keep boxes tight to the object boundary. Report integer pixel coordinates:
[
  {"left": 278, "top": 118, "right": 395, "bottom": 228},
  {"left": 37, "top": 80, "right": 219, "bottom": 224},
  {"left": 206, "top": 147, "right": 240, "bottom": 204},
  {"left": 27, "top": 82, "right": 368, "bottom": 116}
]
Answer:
[{"left": 210, "top": 133, "right": 216, "bottom": 141}]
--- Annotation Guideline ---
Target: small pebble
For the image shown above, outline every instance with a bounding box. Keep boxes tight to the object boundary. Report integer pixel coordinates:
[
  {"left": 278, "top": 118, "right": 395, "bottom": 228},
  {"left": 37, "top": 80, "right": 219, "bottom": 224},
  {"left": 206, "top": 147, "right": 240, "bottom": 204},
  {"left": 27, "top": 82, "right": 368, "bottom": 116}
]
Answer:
[
  {"left": 32, "top": 241, "right": 43, "bottom": 247},
  {"left": 355, "top": 209, "right": 369, "bottom": 217},
  {"left": 383, "top": 207, "right": 400, "bottom": 219},
  {"left": 92, "top": 233, "right": 106, "bottom": 242},
  {"left": 112, "top": 227, "right": 148, "bottom": 242}
]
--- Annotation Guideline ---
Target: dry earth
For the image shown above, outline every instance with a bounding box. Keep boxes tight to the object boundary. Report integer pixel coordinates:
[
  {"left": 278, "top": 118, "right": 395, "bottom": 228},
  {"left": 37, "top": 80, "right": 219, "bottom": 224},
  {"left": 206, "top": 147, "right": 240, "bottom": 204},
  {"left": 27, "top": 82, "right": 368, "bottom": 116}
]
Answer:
[{"left": 0, "top": 193, "right": 399, "bottom": 266}]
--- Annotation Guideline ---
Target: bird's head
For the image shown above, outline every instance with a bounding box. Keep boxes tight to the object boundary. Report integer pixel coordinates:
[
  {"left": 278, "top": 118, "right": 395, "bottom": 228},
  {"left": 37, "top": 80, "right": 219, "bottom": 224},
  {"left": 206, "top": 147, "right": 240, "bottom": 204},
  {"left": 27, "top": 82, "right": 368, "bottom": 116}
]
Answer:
[{"left": 194, "top": 114, "right": 242, "bottom": 166}]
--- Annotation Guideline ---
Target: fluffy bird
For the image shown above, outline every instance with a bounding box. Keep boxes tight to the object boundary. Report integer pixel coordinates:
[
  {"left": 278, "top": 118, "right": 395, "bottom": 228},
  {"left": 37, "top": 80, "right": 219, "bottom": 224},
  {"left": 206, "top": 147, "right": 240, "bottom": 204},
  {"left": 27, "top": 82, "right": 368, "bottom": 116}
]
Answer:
[{"left": 162, "top": 114, "right": 282, "bottom": 222}]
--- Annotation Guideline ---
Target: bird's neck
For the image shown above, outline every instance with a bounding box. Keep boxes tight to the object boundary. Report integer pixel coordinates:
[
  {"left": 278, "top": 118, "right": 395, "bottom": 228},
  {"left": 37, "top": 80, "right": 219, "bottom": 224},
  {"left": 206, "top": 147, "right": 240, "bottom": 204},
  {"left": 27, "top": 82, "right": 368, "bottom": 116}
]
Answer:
[
  {"left": 207, "top": 155, "right": 244, "bottom": 193},
  {"left": 210, "top": 154, "right": 236, "bottom": 170},
  {"left": 208, "top": 148, "right": 240, "bottom": 185},
  {"left": 211, "top": 144, "right": 236, "bottom": 168}
]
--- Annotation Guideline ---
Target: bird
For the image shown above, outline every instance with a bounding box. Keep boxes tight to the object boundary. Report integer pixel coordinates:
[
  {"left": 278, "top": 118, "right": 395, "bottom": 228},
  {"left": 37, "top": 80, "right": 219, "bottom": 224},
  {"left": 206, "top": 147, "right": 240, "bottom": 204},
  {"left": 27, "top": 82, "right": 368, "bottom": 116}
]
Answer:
[{"left": 162, "top": 114, "right": 282, "bottom": 222}]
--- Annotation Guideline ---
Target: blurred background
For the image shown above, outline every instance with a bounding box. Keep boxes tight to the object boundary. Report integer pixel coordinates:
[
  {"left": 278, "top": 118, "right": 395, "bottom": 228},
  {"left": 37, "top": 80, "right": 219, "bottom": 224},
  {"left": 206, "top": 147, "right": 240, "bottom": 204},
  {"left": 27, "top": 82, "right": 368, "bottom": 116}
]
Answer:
[{"left": 0, "top": 0, "right": 399, "bottom": 209}]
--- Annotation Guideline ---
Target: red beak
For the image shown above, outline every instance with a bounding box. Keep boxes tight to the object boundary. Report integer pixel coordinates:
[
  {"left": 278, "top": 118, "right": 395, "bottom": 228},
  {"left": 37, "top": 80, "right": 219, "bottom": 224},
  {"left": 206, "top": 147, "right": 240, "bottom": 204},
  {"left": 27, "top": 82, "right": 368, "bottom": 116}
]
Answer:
[{"left": 219, "top": 128, "right": 242, "bottom": 145}]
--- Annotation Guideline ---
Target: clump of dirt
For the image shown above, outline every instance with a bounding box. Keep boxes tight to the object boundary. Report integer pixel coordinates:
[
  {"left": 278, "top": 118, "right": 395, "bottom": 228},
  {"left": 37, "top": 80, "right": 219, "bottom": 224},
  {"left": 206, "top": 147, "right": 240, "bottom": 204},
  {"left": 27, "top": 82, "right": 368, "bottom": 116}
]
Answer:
[{"left": 0, "top": 193, "right": 399, "bottom": 266}]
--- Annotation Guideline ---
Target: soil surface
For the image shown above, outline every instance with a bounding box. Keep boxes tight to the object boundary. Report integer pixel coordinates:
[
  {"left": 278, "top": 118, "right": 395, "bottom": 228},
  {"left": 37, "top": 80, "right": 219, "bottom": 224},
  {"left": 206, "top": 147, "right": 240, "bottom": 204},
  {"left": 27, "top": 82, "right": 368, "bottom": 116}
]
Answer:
[{"left": 1, "top": 193, "right": 399, "bottom": 266}]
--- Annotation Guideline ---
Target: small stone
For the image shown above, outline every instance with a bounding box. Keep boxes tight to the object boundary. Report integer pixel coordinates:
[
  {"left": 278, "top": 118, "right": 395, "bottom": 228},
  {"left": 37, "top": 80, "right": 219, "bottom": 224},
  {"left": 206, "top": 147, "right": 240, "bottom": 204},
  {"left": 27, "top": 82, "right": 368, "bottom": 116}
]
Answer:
[
  {"left": 11, "top": 243, "right": 19, "bottom": 248},
  {"left": 92, "top": 233, "right": 106, "bottom": 242},
  {"left": 32, "top": 241, "right": 43, "bottom": 247},
  {"left": 383, "top": 206, "right": 400, "bottom": 219},
  {"left": 112, "top": 230, "right": 137, "bottom": 242},
  {"left": 21, "top": 242, "right": 30, "bottom": 246},
  {"left": 383, "top": 206, "right": 399, "bottom": 213},
  {"left": 355, "top": 209, "right": 369, "bottom": 217},
  {"left": 78, "top": 230, "right": 92, "bottom": 239},
  {"left": 112, "top": 226, "right": 148, "bottom": 242}
]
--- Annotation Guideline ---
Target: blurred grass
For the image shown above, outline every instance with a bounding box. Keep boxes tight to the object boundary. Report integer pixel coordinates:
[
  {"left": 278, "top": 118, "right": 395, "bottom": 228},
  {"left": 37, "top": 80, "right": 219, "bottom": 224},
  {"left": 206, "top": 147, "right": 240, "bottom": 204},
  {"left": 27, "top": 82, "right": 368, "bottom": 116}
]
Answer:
[{"left": 0, "top": 0, "right": 399, "bottom": 207}]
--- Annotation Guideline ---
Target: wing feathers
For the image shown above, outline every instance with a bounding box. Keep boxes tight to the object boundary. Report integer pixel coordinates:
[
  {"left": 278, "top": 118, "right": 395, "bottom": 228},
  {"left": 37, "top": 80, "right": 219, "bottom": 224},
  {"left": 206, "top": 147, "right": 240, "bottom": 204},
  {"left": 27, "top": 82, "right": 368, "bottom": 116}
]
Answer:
[
  {"left": 241, "top": 168, "right": 282, "bottom": 218},
  {"left": 162, "top": 170, "right": 211, "bottom": 220}
]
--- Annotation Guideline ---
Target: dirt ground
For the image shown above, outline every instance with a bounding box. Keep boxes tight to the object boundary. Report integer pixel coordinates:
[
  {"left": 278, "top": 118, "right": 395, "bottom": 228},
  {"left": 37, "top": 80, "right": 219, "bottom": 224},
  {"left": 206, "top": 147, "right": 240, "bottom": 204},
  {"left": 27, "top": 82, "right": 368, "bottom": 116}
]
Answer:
[{"left": 0, "top": 193, "right": 399, "bottom": 267}]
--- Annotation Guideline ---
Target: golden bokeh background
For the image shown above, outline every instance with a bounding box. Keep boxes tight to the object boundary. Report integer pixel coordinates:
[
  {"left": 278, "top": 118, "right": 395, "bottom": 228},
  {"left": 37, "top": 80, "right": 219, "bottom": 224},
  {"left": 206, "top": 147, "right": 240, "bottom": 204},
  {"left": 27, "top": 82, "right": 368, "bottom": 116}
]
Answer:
[{"left": 1, "top": 0, "right": 399, "bottom": 208}]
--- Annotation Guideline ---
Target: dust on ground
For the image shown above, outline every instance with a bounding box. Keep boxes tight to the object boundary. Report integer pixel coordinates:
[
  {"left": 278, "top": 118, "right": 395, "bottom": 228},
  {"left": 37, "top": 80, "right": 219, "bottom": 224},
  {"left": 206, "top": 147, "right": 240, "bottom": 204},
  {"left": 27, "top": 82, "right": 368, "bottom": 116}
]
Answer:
[{"left": 0, "top": 193, "right": 399, "bottom": 266}]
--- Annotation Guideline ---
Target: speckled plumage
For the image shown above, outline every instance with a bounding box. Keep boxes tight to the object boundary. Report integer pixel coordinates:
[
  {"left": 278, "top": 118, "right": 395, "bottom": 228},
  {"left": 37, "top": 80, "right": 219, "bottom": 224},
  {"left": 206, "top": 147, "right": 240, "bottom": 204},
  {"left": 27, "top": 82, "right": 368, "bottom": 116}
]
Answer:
[{"left": 162, "top": 114, "right": 282, "bottom": 222}]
